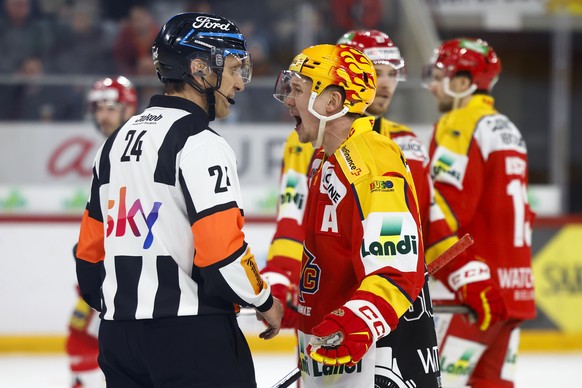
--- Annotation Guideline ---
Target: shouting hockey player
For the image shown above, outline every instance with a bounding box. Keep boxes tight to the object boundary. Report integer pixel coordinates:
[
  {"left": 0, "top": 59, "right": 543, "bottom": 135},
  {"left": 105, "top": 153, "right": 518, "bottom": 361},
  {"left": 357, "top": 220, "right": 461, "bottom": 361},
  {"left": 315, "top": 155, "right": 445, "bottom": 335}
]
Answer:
[
  {"left": 271, "top": 43, "right": 435, "bottom": 387},
  {"left": 263, "top": 31, "right": 452, "bottom": 387}
]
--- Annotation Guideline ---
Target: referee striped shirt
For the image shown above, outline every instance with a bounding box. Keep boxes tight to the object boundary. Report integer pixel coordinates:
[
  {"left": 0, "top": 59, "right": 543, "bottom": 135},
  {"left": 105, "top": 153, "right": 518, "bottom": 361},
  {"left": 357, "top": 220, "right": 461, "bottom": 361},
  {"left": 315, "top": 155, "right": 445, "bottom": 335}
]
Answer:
[{"left": 76, "top": 95, "right": 273, "bottom": 320}]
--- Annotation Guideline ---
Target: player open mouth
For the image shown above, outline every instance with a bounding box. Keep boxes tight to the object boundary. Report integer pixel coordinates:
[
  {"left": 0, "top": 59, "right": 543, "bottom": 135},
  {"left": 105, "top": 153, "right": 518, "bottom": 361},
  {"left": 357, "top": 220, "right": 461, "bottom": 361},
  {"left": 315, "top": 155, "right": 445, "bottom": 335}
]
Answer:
[{"left": 293, "top": 114, "right": 302, "bottom": 128}]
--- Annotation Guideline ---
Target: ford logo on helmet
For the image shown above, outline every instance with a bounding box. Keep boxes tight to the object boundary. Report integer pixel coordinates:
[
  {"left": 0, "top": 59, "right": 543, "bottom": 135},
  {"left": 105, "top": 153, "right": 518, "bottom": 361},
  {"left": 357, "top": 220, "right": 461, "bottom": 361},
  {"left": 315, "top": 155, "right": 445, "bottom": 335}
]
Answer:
[{"left": 192, "top": 15, "right": 231, "bottom": 31}]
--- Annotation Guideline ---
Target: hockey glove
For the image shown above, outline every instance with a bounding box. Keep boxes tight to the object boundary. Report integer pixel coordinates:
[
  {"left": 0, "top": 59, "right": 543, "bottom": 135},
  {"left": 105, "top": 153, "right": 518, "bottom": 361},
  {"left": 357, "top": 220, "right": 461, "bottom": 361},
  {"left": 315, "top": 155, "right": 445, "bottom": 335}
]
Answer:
[
  {"left": 260, "top": 267, "right": 299, "bottom": 329},
  {"left": 448, "top": 261, "right": 508, "bottom": 331},
  {"left": 307, "top": 301, "right": 391, "bottom": 366}
]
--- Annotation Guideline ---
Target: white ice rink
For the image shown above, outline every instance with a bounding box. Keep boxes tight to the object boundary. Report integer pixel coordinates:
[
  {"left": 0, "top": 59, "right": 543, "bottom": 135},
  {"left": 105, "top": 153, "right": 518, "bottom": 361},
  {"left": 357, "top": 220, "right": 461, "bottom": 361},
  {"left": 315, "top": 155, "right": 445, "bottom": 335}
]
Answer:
[{"left": 0, "top": 351, "right": 581, "bottom": 388}]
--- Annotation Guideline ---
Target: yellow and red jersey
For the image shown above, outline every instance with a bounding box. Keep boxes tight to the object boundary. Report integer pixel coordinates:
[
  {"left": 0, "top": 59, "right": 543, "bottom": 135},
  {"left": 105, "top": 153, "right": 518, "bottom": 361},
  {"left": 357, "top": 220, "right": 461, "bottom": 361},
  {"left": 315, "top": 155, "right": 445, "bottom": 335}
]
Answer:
[
  {"left": 297, "top": 117, "right": 425, "bottom": 333},
  {"left": 428, "top": 95, "right": 536, "bottom": 320},
  {"left": 265, "top": 117, "right": 456, "bottom": 281}
]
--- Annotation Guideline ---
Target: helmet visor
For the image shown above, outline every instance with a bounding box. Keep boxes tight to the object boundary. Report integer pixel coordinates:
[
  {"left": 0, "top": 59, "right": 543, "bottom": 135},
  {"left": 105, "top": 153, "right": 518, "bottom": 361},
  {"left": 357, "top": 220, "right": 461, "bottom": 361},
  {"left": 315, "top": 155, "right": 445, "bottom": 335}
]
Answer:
[
  {"left": 273, "top": 70, "right": 310, "bottom": 104},
  {"left": 223, "top": 49, "right": 252, "bottom": 84},
  {"left": 421, "top": 64, "right": 444, "bottom": 89}
]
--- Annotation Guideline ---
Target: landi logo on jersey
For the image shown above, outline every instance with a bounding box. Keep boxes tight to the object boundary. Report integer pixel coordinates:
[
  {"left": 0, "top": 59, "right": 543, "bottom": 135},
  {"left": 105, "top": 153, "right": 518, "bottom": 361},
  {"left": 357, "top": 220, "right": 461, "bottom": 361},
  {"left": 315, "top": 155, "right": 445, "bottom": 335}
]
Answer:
[
  {"left": 432, "top": 153, "right": 460, "bottom": 179},
  {"left": 441, "top": 349, "right": 475, "bottom": 376},
  {"left": 431, "top": 148, "right": 467, "bottom": 189},
  {"left": 361, "top": 215, "right": 417, "bottom": 258},
  {"left": 281, "top": 174, "right": 305, "bottom": 210},
  {"left": 107, "top": 186, "right": 162, "bottom": 249}
]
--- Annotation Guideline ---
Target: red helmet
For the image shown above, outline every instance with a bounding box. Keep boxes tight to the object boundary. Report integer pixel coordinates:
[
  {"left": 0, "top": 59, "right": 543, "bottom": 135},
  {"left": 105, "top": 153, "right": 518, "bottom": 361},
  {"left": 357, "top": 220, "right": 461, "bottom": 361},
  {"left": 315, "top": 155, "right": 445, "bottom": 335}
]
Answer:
[
  {"left": 337, "top": 29, "right": 405, "bottom": 79},
  {"left": 87, "top": 76, "right": 138, "bottom": 111},
  {"left": 429, "top": 38, "right": 501, "bottom": 91}
]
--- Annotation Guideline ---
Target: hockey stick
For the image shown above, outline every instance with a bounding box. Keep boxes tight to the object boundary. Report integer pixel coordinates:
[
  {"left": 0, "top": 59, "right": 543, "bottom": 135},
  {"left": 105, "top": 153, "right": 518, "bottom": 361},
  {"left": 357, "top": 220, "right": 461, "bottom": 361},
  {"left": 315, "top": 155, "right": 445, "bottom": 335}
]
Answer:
[
  {"left": 239, "top": 303, "right": 473, "bottom": 317},
  {"left": 433, "top": 299, "right": 474, "bottom": 315},
  {"left": 267, "top": 233, "right": 474, "bottom": 388},
  {"left": 271, "top": 368, "right": 301, "bottom": 388},
  {"left": 433, "top": 303, "right": 473, "bottom": 315},
  {"left": 427, "top": 233, "right": 474, "bottom": 275}
]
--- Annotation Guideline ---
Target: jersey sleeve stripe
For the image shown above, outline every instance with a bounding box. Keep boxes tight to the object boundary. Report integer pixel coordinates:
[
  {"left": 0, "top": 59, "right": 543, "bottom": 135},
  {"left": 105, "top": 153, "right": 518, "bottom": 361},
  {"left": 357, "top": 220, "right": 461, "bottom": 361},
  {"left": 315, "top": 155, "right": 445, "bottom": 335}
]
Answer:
[
  {"left": 192, "top": 206, "right": 245, "bottom": 267},
  {"left": 267, "top": 238, "right": 304, "bottom": 262},
  {"left": 358, "top": 274, "right": 414, "bottom": 317},
  {"left": 434, "top": 189, "right": 459, "bottom": 233},
  {"left": 77, "top": 209, "right": 105, "bottom": 264},
  {"left": 189, "top": 201, "right": 240, "bottom": 224}
]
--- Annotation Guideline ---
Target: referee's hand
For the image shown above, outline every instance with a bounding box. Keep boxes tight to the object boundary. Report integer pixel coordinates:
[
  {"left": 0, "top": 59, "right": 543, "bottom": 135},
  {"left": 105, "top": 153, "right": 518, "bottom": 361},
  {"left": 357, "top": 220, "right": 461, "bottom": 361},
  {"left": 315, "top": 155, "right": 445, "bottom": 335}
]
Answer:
[{"left": 257, "top": 297, "right": 284, "bottom": 339}]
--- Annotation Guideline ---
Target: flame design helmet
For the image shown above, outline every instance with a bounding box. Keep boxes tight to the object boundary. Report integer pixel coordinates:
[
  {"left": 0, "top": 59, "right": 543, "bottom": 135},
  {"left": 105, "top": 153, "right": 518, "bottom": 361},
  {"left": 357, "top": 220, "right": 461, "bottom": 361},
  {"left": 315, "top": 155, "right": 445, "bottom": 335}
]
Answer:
[
  {"left": 337, "top": 29, "right": 406, "bottom": 80},
  {"left": 87, "top": 76, "right": 137, "bottom": 111},
  {"left": 274, "top": 44, "right": 376, "bottom": 115},
  {"left": 428, "top": 38, "right": 501, "bottom": 91}
]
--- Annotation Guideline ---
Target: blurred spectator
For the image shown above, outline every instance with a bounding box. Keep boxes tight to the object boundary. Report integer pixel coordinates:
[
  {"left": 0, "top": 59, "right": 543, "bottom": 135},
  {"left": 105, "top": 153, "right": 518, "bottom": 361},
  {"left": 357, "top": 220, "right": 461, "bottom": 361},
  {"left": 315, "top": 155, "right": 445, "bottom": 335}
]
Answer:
[
  {"left": 239, "top": 21, "right": 273, "bottom": 77},
  {"left": 0, "top": 0, "right": 55, "bottom": 74},
  {"left": 52, "top": 3, "right": 115, "bottom": 75},
  {"left": 100, "top": 0, "right": 152, "bottom": 22},
  {"left": 183, "top": 0, "right": 212, "bottom": 13},
  {"left": 329, "top": 0, "right": 382, "bottom": 39},
  {"left": 112, "top": 4, "right": 159, "bottom": 76},
  {"left": 6, "top": 57, "right": 84, "bottom": 121}
]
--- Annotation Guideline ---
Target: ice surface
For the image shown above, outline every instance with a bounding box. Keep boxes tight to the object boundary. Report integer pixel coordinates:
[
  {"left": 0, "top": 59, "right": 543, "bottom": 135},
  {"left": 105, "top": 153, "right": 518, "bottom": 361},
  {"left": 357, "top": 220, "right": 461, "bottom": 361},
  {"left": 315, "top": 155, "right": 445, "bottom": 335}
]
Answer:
[{"left": 0, "top": 352, "right": 580, "bottom": 388}]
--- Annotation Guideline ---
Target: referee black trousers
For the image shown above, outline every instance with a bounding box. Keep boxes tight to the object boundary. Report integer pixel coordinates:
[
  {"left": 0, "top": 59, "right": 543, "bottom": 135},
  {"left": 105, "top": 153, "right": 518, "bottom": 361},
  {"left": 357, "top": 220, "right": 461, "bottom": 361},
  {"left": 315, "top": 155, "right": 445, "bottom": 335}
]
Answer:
[{"left": 98, "top": 314, "right": 256, "bottom": 387}]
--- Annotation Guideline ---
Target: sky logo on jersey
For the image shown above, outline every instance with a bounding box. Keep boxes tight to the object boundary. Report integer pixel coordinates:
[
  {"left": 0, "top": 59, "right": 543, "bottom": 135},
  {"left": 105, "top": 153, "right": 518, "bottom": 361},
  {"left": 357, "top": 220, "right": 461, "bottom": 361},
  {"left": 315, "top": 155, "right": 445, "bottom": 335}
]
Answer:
[
  {"left": 361, "top": 215, "right": 417, "bottom": 258},
  {"left": 107, "top": 186, "right": 162, "bottom": 249}
]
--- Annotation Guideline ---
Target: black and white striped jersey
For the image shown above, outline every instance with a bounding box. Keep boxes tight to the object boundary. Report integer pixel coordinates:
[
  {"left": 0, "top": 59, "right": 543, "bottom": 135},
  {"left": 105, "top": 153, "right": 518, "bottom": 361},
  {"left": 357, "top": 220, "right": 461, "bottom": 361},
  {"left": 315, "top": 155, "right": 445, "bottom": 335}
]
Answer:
[{"left": 76, "top": 95, "right": 273, "bottom": 320}]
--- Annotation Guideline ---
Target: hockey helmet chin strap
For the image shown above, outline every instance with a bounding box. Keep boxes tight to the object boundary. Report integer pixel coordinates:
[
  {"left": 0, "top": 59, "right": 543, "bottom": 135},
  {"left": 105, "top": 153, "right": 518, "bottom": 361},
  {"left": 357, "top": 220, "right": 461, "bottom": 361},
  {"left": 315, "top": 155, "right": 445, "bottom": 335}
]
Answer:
[
  {"left": 307, "top": 92, "right": 350, "bottom": 149},
  {"left": 182, "top": 70, "right": 224, "bottom": 122},
  {"left": 443, "top": 77, "right": 477, "bottom": 110}
]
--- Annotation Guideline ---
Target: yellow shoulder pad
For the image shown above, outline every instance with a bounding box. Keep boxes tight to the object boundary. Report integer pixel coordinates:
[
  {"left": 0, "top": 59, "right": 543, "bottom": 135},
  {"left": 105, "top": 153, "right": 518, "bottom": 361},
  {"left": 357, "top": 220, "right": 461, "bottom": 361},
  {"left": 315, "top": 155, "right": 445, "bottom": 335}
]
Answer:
[{"left": 335, "top": 140, "right": 370, "bottom": 184}]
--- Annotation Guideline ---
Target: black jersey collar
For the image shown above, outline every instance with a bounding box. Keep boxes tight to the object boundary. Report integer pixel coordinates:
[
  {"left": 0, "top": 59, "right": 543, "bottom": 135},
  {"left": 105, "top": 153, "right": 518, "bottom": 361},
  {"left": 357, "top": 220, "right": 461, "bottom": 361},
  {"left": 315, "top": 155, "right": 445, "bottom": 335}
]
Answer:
[{"left": 148, "top": 95, "right": 209, "bottom": 123}]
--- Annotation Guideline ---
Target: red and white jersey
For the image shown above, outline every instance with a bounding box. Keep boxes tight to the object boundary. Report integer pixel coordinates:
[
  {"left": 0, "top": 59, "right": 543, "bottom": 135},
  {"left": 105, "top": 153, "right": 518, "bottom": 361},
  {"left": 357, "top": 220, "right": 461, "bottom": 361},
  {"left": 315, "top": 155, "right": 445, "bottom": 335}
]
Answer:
[
  {"left": 297, "top": 117, "right": 425, "bottom": 333},
  {"left": 76, "top": 95, "right": 272, "bottom": 320},
  {"left": 428, "top": 95, "right": 536, "bottom": 320}
]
